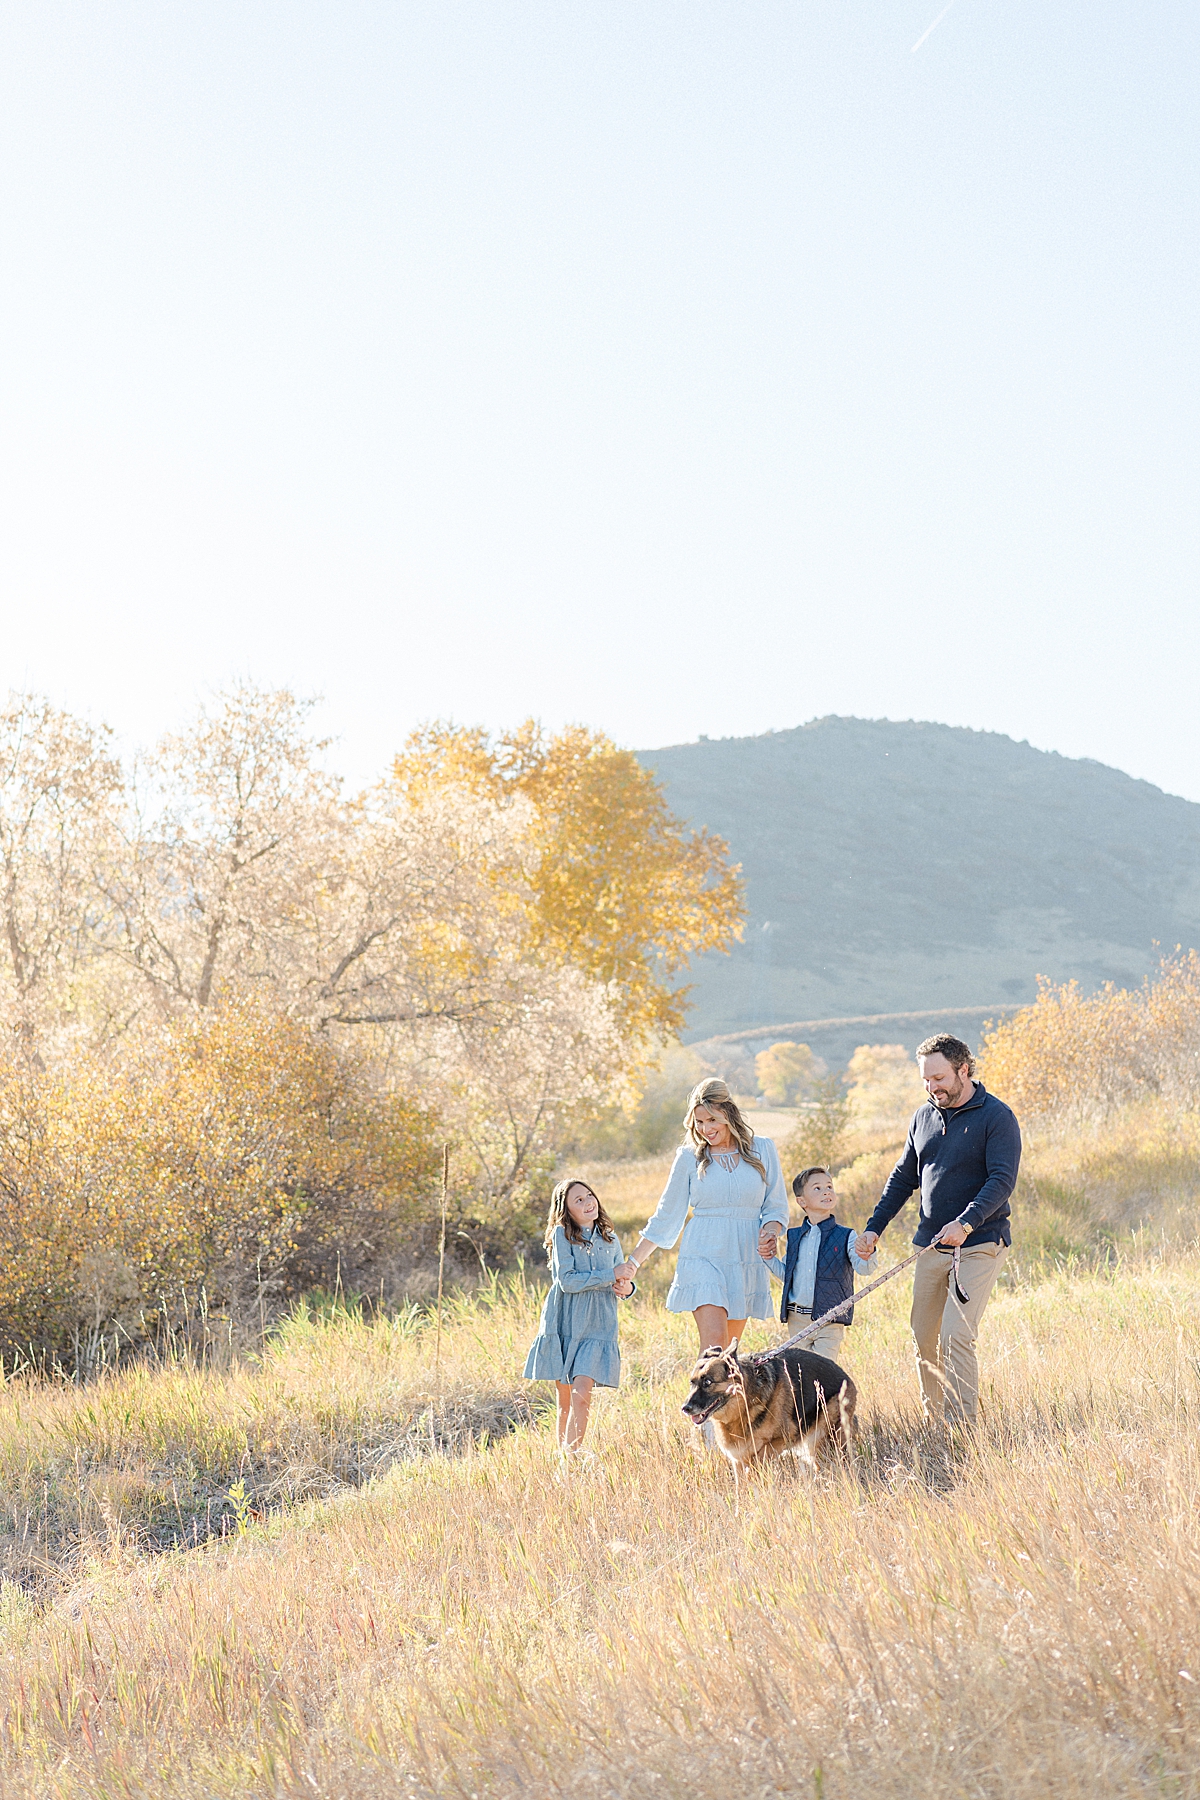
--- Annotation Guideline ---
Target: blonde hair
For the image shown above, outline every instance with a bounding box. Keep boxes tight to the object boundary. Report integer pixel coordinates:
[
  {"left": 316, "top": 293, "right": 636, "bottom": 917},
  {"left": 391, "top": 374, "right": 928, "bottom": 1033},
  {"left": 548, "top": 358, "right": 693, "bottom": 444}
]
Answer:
[
  {"left": 542, "top": 1178, "right": 616, "bottom": 1250},
  {"left": 684, "top": 1078, "right": 767, "bottom": 1181}
]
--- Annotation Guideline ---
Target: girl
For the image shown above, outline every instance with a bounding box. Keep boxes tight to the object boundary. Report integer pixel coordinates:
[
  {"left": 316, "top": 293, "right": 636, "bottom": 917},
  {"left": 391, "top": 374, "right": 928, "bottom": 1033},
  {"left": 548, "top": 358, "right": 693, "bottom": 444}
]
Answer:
[
  {"left": 615, "top": 1077, "right": 788, "bottom": 1352},
  {"left": 524, "top": 1178, "right": 635, "bottom": 1452}
]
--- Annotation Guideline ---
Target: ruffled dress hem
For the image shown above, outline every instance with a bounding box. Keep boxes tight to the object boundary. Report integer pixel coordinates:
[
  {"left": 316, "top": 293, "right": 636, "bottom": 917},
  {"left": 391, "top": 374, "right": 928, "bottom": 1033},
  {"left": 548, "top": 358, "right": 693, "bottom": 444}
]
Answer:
[
  {"left": 523, "top": 1337, "right": 620, "bottom": 1387},
  {"left": 665, "top": 1258, "right": 777, "bottom": 1319}
]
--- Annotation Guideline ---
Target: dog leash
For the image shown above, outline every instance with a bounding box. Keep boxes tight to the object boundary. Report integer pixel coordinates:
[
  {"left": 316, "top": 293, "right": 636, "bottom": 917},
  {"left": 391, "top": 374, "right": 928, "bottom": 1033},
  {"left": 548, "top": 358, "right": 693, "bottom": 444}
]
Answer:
[{"left": 751, "top": 1239, "right": 969, "bottom": 1362}]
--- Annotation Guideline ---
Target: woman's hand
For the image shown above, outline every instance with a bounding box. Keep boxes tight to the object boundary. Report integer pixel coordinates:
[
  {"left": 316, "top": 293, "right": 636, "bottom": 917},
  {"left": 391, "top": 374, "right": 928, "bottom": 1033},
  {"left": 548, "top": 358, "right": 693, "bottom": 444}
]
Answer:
[{"left": 613, "top": 1259, "right": 638, "bottom": 1283}]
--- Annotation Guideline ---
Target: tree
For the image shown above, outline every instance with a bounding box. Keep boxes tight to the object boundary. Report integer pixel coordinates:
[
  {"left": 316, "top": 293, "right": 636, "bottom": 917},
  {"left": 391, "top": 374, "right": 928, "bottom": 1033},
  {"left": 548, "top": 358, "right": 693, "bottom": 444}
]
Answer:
[
  {"left": 782, "top": 1077, "right": 851, "bottom": 1176},
  {"left": 0, "top": 688, "right": 749, "bottom": 1277},
  {"left": 391, "top": 721, "right": 745, "bottom": 1046},
  {"left": 844, "top": 1043, "right": 926, "bottom": 1131},
  {"left": 0, "top": 693, "right": 122, "bottom": 1020},
  {"left": 101, "top": 685, "right": 338, "bottom": 1011},
  {"left": 755, "top": 1040, "right": 822, "bottom": 1105},
  {"left": 288, "top": 784, "right": 539, "bottom": 1032}
]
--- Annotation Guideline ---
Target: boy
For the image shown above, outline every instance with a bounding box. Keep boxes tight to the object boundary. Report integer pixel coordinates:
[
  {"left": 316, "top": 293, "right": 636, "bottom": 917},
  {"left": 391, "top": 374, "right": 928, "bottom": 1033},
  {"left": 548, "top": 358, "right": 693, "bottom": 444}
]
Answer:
[{"left": 759, "top": 1166, "right": 876, "bottom": 1359}]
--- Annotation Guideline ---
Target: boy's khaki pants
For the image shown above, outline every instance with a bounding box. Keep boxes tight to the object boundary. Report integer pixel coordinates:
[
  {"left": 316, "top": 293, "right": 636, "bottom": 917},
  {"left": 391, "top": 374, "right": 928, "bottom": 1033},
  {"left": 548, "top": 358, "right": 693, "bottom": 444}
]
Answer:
[
  {"left": 786, "top": 1310, "right": 846, "bottom": 1361},
  {"left": 910, "top": 1242, "right": 1007, "bottom": 1425}
]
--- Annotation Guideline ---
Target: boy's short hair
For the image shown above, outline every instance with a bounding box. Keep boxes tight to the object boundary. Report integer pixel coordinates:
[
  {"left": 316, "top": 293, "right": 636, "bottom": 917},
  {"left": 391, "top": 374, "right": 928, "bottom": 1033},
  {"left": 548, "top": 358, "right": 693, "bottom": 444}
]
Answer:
[{"left": 792, "top": 1165, "right": 831, "bottom": 1197}]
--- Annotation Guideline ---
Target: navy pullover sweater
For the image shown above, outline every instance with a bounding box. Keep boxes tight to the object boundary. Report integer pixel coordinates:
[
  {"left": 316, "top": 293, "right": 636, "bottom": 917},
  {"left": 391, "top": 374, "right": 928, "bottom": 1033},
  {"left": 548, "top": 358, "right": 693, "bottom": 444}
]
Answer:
[{"left": 864, "top": 1082, "right": 1021, "bottom": 1249}]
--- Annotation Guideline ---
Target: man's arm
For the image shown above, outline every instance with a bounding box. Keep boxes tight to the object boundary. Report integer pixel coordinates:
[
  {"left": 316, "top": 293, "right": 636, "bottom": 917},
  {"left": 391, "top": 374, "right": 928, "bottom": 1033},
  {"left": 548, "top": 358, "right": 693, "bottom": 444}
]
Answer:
[
  {"left": 955, "top": 1107, "right": 1022, "bottom": 1234},
  {"left": 860, "top": 1132, "right": 920, "bottom": 1245}
]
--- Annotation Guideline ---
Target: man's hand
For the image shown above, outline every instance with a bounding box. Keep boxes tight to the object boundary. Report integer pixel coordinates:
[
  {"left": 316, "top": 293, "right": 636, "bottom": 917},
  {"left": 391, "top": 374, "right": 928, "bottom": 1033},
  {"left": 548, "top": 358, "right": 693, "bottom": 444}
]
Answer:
[
  {"left": 935, "top": 1220, "right": 970, "bottom": 1248},
  {"left": 757, "top": 1226, "right": 779, "bottom": 1261},
  {"left": 856, "top": 1230, "right": 879, "bottom": 1258}
]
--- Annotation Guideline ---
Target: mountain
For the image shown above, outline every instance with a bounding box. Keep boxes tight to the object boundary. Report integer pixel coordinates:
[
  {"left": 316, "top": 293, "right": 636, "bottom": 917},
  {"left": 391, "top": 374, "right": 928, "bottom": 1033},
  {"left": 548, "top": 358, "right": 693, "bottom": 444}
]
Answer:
[{"left": 639, "top": 717, "right": 1200, "bottom": 1048}]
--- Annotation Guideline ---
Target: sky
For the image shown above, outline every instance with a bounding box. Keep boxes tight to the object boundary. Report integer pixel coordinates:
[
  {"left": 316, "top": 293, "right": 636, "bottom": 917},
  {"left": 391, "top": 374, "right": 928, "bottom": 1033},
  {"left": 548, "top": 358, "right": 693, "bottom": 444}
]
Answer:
[{"left": 1, "top": 2, "right": 1197, "bottom": 798}]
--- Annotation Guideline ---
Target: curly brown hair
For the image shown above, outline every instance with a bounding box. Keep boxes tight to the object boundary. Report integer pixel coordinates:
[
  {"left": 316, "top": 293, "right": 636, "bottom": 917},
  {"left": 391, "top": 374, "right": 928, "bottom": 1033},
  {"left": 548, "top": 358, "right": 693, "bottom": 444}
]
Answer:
[
  {"left": 915, "top": 1033, "right": 977, "bottom": 1076},
  {"left": 542, "top": 1177, "right": 617, "bottom": 1250}
]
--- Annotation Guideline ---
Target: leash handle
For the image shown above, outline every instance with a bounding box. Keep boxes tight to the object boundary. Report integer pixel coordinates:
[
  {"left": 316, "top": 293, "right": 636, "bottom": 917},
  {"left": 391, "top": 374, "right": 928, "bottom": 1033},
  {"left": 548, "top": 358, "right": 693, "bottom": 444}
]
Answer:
[{"left": 950, "top": 1243, "right": 969, "bottom": 1305}]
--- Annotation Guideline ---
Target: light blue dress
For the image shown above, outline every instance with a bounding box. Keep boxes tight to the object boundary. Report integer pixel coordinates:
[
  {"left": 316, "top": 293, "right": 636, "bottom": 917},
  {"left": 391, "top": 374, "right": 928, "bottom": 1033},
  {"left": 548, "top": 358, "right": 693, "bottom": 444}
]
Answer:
[
  {"left": 642, "top": 1138, "right": 789, "bottom": 1320},
  {"left": 523, "top": 1224, "right": 626, "bottom": 1388}
]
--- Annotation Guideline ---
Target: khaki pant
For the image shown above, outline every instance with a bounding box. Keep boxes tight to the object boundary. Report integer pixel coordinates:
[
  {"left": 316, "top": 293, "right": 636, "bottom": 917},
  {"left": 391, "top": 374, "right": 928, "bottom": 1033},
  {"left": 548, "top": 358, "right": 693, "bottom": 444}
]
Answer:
[
  {"left": 786, "top": 1310, "right": 847, "bottom": 1362},
  {"left": 910, "top": 1242, "right": 1007, "bottom": 1425}
]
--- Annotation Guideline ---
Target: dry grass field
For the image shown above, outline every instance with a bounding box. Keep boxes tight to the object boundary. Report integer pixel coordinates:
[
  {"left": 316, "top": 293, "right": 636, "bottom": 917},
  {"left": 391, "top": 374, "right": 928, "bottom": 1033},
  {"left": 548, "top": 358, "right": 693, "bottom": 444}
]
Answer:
[{"left": 0, "top": 1152, "right": 1198, "bottom": 1797}]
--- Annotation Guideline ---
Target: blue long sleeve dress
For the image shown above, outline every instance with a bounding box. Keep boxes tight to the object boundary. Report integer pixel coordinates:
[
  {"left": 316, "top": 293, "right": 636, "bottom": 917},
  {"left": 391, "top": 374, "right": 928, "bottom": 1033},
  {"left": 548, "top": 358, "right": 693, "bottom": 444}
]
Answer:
[
  {"left": 523, "top": 1224, "right": 626, "bottom": 1388},
  {"left": 642, "top": 1138, "right": 789, "bottom": 1320}
]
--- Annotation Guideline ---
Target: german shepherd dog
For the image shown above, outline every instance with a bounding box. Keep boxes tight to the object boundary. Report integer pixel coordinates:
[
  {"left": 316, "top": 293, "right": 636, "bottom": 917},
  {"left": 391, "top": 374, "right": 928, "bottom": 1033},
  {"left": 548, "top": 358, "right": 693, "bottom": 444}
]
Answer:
[{"left": 681, "top": 1341, "right": 857, "bottom": 1470}]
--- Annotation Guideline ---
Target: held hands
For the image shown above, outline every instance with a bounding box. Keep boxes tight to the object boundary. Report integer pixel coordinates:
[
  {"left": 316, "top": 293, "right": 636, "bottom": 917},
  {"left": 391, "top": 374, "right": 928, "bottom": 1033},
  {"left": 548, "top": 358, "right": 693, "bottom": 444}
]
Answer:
[
  {"left": 757, "top": 1226, "right": 779, "bottom": 1262},
  {"left": 613, "top": 1259, "right": 638, "bottom": 1284},
  {"left": 856, "top": 1230, "right": 879, "bottom": 1258},
  {"left": 612, "top": 1277, "right": 634, "bottom": 1298}
]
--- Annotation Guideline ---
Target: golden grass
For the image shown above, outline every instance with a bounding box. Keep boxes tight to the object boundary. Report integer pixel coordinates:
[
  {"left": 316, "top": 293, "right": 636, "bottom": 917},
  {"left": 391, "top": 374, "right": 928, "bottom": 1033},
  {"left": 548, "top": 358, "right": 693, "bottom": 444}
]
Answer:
[
  {"left": 2, "top": 1142, "right": 1199, "bottom": 1796},
  {"left": 0, "top": 1280, "right": 542, "bottom": 1593}
]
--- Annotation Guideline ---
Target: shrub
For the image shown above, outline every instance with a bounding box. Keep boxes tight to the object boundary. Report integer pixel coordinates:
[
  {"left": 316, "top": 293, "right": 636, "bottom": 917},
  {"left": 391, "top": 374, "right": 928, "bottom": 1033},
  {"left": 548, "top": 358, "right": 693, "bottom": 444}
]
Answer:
[
  {"left": 0, "top": 1001, "right": 441, "bottom": 1364},
  {"left": 980, "top": 951, "right": 1200, "bottom": 1125}
]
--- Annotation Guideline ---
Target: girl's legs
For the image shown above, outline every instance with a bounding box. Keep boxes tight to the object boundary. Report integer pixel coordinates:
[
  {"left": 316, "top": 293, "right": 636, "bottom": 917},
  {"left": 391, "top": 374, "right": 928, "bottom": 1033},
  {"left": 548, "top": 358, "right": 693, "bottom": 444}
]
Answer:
[
  {"left": 562, "top": 1376, "right": 595, "bottom": 1451},
  {"left": 693, "top": 1306, "right": 747, "bottom": 1353},
  {"left": 554, "top": 1382, "right": 572, "bottom": 1448}
]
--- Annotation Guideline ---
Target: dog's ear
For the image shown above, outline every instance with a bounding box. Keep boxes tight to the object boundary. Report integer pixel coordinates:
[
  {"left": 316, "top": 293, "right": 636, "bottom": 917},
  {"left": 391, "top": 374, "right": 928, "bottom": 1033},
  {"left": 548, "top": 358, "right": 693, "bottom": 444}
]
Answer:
[{"left": 727, "top": 1336, "right": 740, "bottom": 1356}]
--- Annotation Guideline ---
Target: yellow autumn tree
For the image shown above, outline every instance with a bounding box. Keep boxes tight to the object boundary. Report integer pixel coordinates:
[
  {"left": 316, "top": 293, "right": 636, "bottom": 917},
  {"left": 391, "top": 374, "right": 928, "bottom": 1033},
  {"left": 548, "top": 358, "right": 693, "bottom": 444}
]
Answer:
[
  {"left": 845, "top": 1043, "right": 927, "bottom": 1131},
  {"left": 390, "top": 721, "right": 745, "bottom": 1045},
  {"left": 755, "top": 1041, "right": 822, "bottom": 1105}
]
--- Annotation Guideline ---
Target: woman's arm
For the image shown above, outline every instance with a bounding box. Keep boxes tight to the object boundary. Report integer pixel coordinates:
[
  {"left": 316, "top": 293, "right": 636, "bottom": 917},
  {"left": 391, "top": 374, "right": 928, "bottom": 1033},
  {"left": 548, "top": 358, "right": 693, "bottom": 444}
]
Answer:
[
  {"left": 614, "top": 1239, "right": 652, "bottom": 1281},
  {"left": 757, "top": 1138, "right": 789, "bottom": 1231},
  {"left": 630, "top": 1148, "right": 692, "bottom": 1253},
  {"left": 614, "top": 1149, "right": 693, "bottom": 1280}
]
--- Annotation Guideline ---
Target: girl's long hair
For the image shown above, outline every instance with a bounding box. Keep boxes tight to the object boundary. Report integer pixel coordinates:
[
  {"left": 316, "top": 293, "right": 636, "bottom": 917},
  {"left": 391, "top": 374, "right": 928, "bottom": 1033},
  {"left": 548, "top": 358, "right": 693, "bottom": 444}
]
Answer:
[
  {"left": 543, "top": 1178, "right": 616, "bottom": 1249},
  {"left": 684, "top": 1078, "right": 768, "bottom": 1181}
]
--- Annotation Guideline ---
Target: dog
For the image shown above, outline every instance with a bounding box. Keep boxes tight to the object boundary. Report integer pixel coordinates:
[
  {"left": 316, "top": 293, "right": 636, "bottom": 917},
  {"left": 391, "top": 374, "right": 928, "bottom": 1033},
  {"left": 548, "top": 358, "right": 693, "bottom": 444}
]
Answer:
[{"left": 681, "top": 1340, "right": 857, "bottom": 1470}]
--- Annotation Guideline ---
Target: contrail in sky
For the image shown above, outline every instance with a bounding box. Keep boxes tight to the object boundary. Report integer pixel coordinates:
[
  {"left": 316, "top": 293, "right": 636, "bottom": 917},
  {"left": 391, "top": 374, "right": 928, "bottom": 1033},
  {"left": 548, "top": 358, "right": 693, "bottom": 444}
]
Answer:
[{"left": 911, "top": 0, "right": 962, "bottom": 53}]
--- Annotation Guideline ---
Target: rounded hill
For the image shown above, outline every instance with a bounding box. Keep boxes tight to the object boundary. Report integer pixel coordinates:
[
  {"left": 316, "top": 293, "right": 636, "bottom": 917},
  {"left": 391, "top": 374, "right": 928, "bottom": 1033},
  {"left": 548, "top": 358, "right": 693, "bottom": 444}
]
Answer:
[{"left": 639, "top": 717, "right": 1200, "bottom": 1042}]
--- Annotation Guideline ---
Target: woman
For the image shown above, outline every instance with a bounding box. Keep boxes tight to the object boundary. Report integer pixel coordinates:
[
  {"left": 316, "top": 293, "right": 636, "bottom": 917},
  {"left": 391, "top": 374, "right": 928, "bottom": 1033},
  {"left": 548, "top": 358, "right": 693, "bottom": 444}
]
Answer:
[{"left": 615, "top": 1077, "right": 788, "bottom": 1351}]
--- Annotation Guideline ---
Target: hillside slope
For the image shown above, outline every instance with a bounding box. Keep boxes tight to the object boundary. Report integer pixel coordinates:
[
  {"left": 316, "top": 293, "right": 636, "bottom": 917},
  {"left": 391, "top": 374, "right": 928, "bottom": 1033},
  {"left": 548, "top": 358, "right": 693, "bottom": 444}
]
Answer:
[{"left": 640, "top": 717, "right": 1200, "bottom": 1041}]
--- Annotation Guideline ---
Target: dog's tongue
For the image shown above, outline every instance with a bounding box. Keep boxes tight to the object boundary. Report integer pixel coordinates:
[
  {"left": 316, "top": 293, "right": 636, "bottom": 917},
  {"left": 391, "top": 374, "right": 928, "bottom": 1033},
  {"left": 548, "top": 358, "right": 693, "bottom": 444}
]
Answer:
[{"left": 682, "top": 1398, "right": 720, "bottom": 1425}]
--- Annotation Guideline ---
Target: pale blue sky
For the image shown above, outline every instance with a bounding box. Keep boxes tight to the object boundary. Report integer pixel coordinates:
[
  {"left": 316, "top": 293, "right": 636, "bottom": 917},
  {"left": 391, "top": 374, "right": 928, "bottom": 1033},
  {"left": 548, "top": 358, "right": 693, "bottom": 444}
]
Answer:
[{"left": 1, "top": 3, "right": 1197, "bottom": 795}]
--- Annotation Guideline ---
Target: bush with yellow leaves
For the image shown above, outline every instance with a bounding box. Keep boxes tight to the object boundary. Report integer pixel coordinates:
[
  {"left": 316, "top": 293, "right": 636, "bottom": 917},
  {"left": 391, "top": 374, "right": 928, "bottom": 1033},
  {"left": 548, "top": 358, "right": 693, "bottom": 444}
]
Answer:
[
  {"left": 980, "top": 950, "right": 1200, "bottom": 1125},
  {"left": 0, "top": 1000, "right": 440, "bottom": 1363}
]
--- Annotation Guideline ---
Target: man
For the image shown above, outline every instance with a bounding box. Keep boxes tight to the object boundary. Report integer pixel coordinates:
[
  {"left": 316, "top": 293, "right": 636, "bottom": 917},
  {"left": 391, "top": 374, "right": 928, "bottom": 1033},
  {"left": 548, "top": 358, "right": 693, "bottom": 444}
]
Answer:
[{"left": 856, "top": 1033, "right": 1021, "bottom": 1427}]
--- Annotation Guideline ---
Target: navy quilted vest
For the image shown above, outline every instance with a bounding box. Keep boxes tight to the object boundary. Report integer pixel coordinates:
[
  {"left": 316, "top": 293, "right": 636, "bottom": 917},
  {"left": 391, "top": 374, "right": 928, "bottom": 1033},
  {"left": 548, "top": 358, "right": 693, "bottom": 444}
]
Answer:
[{"left": 779, "top": 1216, "right": 856, "bottom": 1327}]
